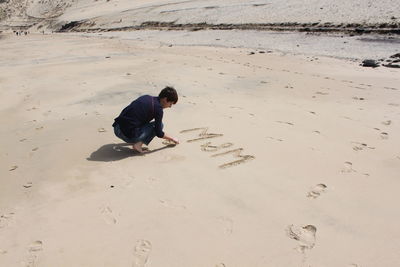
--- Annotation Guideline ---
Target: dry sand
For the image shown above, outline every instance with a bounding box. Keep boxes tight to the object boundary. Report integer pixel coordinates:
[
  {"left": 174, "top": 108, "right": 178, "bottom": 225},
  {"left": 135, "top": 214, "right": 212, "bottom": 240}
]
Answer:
[
  {"left": 1, "top": 0, "right": 400, "bottom": 32},
  {"left": 54, "top": 0, "right": 400, "bottom": 28},
  {"left": 1, "top": 30, "right": 400, "bottom": 267}
]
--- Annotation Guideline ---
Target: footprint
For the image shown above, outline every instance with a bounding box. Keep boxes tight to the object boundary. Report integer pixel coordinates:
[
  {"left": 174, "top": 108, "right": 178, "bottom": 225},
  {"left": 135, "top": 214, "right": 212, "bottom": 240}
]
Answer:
[
  {"left": 351, "top": 86, "right": 368, "bottom": 90},
  {"left": 388, "top": 103, "right": 399, "bottom": 107},
  {"left": 120, "top": 175, "right": 135, "bottom": 188},
  {"left": 26, "top": 107, "right": 38, "bottom": 111},
  {"left": 266, "top": 136, "right": 284, "bottom": 142},
  {"left": 342, "top": 80, "right": 353, "bottom": 84},
  {"left": 145, "top": 176, "right": 157, "bottom": 189},
  {"left": 28, "top": 241, "right": 43, "bottom": 252},
  {"left": 286, "top": 224, "right": 317, "bottom": 253},
  {"left": 217, "top": 216, "right": 233, "bottom": 234},
  {"left": 98, "top": 128, "right": 106, "bottom": 133},
  {"left": 23, "top": 182, "right": 33, "bottom": 188},
  {"left": 229, "top": 106, "right": 243, "bottom": 110},
  {"left": 9, "top": 165, "right": 18, "bottom": 171},
  {"left": 315, "top": 91, "right": 329, "bottom": 95},
  {"left": 159, "top": 199, "right": 186, "bottom": 210},
  {"left": 359, "top": 83, "right": 372, "bottom": 87},
  {"left": 381, "top": 120, "right": 391, "bottom": 126},
  {"left": 0, "top": 213, "right": 14, "bottom": 228},
  {"left": 380, "top": 132, "right": 389, "bottom": 139},
  {"left": 132, "top": 240, "right": 152, "bottom": 267},
  {"left": 24, "top": 240, "right": 43, "bottom": 267},
  {"left": 307, "top": 184, "right": 327, "bottom": 199},
  {"left": 342, "top": 116, "right": 355, "bottom": 121},
  {"left": 215, "top": 264, "right": 226, "bottom": 267},
  {"left": 43, "top": 110, "right": 52, "bottom": 116},
  {"left": 101, "top": 206, "right": 117, "bottom": 225},
  {"left": 341, "top": 162, "right": 356, "bottom": 173},
  {"left": 352, "top": 142, "right": 374, "bottom": 151},
  {"left": 352, "top": 141, "right": 367, "bottom": 151},
  {"left": 384, "top": 87, "right": 398, "bottom": 91},
  {"left": 276, "top": 121, "right": 294, "bottom": 126}
]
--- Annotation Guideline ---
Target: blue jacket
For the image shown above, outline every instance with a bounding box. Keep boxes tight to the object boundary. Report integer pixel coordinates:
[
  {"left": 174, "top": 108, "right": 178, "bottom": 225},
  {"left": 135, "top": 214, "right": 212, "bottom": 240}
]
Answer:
[{"left": 113, "top": 95, "right": 164, "bottom": 139}]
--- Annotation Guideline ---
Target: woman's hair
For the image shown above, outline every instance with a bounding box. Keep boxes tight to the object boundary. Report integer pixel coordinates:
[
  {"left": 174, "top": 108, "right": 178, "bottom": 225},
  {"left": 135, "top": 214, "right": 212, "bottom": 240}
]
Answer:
[{"left": 159, "top": 86, "right": 178, "bottom": 104}]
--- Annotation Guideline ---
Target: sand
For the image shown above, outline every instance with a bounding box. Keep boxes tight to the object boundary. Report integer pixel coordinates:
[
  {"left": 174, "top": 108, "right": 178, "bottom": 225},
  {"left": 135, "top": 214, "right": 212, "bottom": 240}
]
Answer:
[
  {"left": 0, "top": 29, "right": 399, "bottom": 267},
  {"left": 82, "top": 29, "right": 400, "bottom": 60},
  {"left": 1, "top": 0, "right": 400, "bottom": 32},
  {"left": 57, "top": 0, "right": 400, "bottom": 25},
  {"left": 0, "top": 2, "right": 400, "bottom": 267}
]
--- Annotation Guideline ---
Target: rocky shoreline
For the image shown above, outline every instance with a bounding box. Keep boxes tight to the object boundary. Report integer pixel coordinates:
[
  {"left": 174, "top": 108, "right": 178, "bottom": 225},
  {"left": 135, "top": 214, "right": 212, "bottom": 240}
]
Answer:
[{"left": 361, "top": 53, "right": 400, "bottom": 68}]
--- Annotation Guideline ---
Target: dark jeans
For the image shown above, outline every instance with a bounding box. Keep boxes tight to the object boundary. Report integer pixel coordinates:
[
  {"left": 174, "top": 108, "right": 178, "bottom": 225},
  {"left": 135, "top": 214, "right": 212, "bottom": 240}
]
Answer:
[{"left": 113, "top": 122, "right": 161, "bottom": 145}]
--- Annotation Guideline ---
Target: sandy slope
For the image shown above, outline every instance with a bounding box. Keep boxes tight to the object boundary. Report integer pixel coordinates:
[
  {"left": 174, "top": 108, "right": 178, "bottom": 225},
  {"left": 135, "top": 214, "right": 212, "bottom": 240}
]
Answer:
[
  {"left": 1, "top": 32, "right": 400, "bottom": 266},
  {"left": 1, "top": 0, "right": 400, "bottom": 31},
  {"left": 58, "top": 0, "right": 400, "bottom": 24}
]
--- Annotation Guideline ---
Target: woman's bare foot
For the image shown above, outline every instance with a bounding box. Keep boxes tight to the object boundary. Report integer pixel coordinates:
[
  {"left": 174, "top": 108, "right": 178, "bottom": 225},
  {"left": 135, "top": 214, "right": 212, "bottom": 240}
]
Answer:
[{"left": 132, "top": 142, "right": 144, "bottom": 153}]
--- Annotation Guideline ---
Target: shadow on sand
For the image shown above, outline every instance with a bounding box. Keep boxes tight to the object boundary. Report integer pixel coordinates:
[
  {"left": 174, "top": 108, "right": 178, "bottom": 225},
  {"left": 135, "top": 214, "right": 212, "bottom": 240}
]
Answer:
[{"left": 87, "top": 143, "right": 173, "bottom": 162}]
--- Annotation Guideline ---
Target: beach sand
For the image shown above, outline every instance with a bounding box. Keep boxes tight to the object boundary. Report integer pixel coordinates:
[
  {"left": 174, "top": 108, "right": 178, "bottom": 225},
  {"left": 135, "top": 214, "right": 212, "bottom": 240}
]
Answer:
[{"left": 0, "top": 31, "right": 400, "bottom": 267}]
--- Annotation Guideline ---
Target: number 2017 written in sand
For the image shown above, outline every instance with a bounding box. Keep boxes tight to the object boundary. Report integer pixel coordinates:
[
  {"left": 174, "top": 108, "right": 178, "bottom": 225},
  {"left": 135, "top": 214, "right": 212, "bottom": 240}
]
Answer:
[{"left": 180, "top": 127, "right": 255, "bottom": 169}]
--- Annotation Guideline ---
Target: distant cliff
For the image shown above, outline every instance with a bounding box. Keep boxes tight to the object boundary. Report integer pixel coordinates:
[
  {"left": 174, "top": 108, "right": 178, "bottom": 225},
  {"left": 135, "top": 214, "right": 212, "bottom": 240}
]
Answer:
[{"left": 1, "top": 0, "right": 399, "bottom": 34}]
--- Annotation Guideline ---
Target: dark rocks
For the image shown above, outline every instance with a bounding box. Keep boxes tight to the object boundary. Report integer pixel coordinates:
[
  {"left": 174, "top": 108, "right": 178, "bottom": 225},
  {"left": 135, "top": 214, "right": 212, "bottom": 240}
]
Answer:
[
  {"left": 59, "top": 21, "right": 83, "bottom": 32},
  {"left": 383, "top": 63, "right": 400, "bottom": 68},
  {"left": 381, "top": 53, "right": 400, "bottom": 68},
  {"left": 361, "top": 57, "right": 400, "bottom": 69},
  {"left": 390, "top": 53, "right": 400, "bottom": 59},
  {"left": 361, "top": 59, "right": 380, "bottom": 68},
  {"left": 355, "top": 28, "right": 365, "bottom": 34}
]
